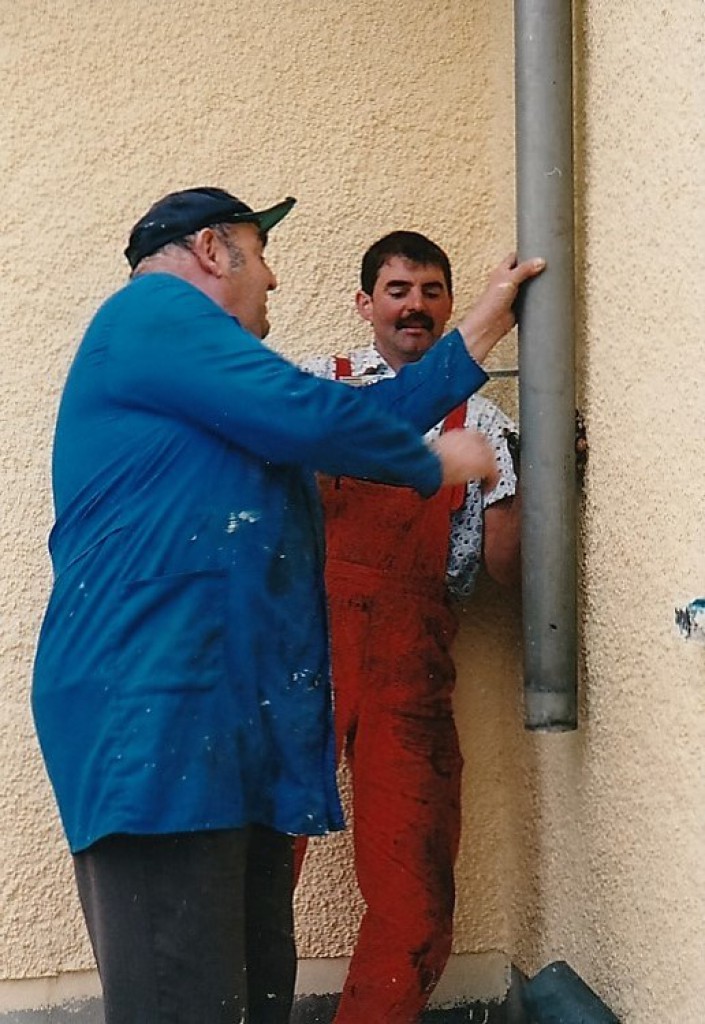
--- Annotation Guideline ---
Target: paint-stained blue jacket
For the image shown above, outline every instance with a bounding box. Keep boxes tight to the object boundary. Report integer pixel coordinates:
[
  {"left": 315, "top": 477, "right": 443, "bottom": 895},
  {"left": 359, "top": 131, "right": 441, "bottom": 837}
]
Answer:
[{"left": 32, "top": 273, "right": 487, "bottom": 852}]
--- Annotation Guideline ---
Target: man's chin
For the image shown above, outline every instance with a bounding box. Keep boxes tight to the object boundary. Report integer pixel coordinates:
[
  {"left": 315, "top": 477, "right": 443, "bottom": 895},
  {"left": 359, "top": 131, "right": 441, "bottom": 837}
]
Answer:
[{"left": 397, "top": 330, "right": 435, "bottom": 351}]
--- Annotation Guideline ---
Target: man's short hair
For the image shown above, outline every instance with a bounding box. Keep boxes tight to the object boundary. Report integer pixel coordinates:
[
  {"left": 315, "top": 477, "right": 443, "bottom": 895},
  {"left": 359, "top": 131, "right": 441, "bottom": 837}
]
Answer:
[{"left": 360, "top": 231, "right": 453, "bottom": 297}]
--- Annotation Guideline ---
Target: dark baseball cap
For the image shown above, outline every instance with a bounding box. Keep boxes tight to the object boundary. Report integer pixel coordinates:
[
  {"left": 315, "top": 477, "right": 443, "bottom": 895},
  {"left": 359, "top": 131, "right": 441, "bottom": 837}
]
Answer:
[{"left": 124, "top": 187, "right": 296, "bottom": 269}]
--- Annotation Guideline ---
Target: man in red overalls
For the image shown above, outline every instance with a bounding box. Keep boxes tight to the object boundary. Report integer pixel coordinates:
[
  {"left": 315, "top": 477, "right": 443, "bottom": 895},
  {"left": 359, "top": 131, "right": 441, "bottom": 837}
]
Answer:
[{"left": 303, "top": 233, "right": 523, "bottom": 1023}]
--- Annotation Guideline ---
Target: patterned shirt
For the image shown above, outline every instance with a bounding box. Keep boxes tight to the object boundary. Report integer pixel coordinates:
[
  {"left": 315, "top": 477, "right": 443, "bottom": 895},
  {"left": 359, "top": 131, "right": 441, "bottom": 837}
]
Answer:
[{"left": 303, "top": 345, "right": 517, "bottom": 599}]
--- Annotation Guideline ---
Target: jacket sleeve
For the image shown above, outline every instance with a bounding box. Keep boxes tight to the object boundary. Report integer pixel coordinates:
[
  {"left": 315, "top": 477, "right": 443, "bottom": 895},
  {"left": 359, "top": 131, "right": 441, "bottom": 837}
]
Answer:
[
  {"left": 106, "top": 276, "right": 442, "bottom": 496},
  {"left": 352, "top": 330, "right": 489, "bottom": 432}
]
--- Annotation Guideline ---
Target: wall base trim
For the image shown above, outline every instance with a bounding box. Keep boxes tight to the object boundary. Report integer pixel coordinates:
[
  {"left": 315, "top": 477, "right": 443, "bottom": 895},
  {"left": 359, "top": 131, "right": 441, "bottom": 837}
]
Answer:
[
  {"left": 0, "top": 952, "right": 514, "bottom": 1021},
  {"left": 296, "top": 950, "right": 511, "bottom": 1006}
]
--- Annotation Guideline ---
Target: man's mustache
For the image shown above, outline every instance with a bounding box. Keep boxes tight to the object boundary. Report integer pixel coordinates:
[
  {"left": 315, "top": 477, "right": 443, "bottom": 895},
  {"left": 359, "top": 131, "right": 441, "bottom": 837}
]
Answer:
[{"left": 395, "top": 313, "right": 434, "bottom": 331}]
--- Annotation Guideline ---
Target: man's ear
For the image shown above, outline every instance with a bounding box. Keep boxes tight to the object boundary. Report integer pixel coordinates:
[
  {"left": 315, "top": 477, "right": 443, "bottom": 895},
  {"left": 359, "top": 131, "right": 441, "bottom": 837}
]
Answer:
[
  {"left": 190, "top": 228, "right": 225, "bottom": 277},
  {"left": 355, "top": 290, "right": 374, "bottom": 324}
]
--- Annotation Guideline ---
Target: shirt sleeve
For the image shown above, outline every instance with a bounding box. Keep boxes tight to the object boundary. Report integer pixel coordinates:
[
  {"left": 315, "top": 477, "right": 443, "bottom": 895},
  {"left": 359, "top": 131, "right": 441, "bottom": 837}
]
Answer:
[
  {"left": 106, "top": 276, "right": 442, "bottom": 496},
  {"left": 445, "top": 398, "right": 518, "bottom": 600},
  {"left": 475, "top": 402, "right": 518, "bottom": 509}
]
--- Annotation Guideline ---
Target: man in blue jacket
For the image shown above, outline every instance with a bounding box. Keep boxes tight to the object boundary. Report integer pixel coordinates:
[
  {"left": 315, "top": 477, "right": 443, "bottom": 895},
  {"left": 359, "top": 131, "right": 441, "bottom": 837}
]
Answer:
[{"left": 32, "top": 185, "right": 543, "bottom": 1024}]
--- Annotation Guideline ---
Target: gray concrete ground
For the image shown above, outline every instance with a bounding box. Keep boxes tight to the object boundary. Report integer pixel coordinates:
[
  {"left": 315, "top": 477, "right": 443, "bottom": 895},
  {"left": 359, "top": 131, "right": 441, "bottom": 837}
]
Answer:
[{"left": 2, "top": 995, "right": 509, "bottom": 1023}]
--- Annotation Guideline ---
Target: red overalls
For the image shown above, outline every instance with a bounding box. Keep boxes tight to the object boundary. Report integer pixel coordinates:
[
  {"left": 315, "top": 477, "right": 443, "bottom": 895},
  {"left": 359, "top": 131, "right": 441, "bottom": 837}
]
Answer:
[{"left": 319, "top": 360, "right": 467, "bottom": 1024}]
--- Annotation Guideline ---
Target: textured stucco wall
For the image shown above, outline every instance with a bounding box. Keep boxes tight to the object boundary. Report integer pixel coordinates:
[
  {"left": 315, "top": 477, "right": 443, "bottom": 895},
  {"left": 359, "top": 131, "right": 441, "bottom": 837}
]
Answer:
[
  {"left": 510, "top": 3, "right": 705, "bottom": 1022},
  {"left": 0, "top": 0, "right": 521, "bottom": 988}
]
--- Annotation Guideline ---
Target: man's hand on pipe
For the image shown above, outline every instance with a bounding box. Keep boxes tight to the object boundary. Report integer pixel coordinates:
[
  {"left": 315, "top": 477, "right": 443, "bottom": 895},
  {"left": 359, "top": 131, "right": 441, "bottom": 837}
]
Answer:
[
  {"left": 457, "top": 253, "right": 546, "bottom": 365},
  {"left": 431, "top": 428, "right": 500, "bottom": 491}
]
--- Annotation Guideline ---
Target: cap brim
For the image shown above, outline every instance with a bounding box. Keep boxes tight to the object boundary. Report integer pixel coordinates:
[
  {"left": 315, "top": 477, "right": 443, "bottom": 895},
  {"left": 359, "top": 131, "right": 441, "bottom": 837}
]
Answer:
[{"left": 250, "top": 196, "right": 297, "bottom": 233}]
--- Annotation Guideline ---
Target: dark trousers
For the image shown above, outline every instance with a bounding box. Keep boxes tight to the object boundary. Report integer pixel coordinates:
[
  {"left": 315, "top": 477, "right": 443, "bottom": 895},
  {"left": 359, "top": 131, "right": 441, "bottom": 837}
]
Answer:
[{"left": 73, "top": 826, "right": 296, "bottom": 1024}]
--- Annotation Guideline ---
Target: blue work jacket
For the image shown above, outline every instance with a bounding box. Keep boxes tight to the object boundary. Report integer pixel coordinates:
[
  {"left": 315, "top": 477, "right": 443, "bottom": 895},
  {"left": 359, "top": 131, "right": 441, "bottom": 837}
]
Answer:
[{"left": 32, "top": 273, "right": 487, "bottom": 852}]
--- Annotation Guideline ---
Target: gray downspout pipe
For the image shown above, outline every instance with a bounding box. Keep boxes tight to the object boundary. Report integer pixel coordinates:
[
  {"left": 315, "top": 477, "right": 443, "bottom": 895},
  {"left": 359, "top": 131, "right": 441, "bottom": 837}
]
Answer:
[{"left": 514, "top": 0, "right": 577, "bottom": 730}]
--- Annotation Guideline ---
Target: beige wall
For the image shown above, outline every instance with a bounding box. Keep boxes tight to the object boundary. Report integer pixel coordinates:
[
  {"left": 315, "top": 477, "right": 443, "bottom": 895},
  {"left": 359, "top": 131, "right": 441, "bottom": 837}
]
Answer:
[
  {"left": 1, "top": 1, "right": 704, "bottom": 1021},
  {"left": 511, "top": 3, "right": 705, "bottom": 1021}
]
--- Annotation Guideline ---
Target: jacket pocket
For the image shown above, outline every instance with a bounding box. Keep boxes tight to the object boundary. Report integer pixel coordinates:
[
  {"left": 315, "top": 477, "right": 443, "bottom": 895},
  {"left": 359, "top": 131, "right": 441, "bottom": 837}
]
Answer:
[{"left": 111, "top": 569, "right": 227, "bottom": 693}]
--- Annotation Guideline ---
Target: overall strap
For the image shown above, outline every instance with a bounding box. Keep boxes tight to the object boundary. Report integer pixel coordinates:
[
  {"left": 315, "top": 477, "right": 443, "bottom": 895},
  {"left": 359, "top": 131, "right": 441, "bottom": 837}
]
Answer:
[
  {"left": 334, "top": 356, "right": 353, "bottom": 379},
  {"left": 441, "top": 402, "right": 467, "bottom": 433}
]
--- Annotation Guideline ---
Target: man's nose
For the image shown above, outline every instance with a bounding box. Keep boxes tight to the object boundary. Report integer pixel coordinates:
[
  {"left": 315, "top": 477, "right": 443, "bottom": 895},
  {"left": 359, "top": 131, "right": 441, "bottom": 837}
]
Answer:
[
  {"left": 405, "top": 288, "right": 426, "bottom": 311},
  {"left": 267, "top": 269, "right": 278, "bottom": 292}
]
